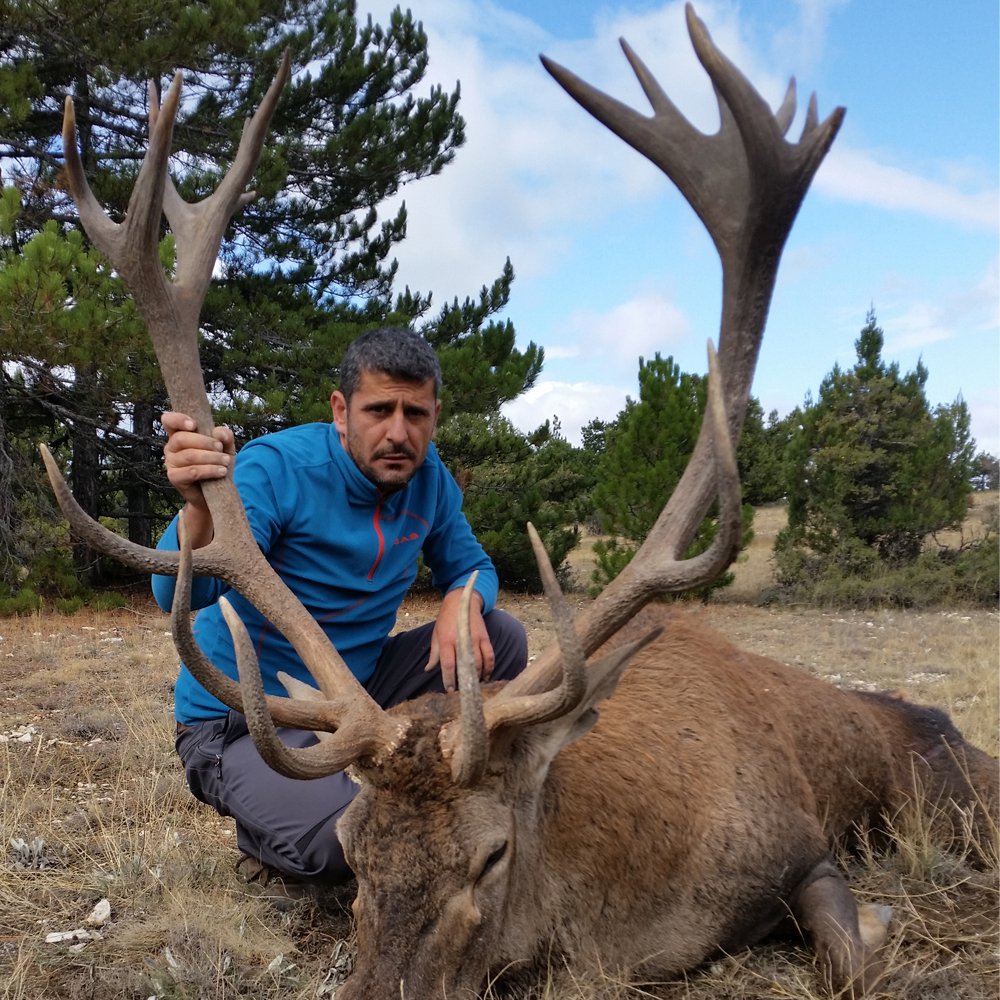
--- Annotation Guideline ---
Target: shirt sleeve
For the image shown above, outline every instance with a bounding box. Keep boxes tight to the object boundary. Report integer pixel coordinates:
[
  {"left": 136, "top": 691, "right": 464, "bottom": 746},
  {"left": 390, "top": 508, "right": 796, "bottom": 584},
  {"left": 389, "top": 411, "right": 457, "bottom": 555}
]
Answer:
[
  {"left": 150, "top": 440, "right": 286, "bottom": 612},
  {"left": 420, "top": 459, "right": 499, "bottom": 614}
]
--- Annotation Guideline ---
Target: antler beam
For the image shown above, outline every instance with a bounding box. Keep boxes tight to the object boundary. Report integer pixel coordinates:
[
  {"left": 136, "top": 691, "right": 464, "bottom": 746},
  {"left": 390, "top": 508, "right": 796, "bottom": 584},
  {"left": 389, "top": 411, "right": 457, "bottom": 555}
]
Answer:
[{"left": 485, "top": 3, "right": 844, "bottom": 704}]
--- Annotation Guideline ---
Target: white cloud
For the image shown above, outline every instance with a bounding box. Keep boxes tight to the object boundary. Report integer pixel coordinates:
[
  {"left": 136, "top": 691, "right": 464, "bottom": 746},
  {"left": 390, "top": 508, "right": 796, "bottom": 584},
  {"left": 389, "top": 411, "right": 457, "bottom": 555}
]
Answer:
[
  {"left": 502, "top": 379, "right": 630, "bottom": 443},
  {"left": 883, "top": 302, "right": 955, "bottom": 353},
  {"left": 548, "top": 292, "right": 691, "bottom": 377},
  {"left": 502, "top": 291, "right": 692, "bottom": 440},
  {"left": 883, "top": 256, "right": 999, "bottom": 353},
  {"left": 771, "top": 0, "right": 850, "bottom": 73},
  {"left": 818, "top": 146, "right": 999, "bottom": 231}
]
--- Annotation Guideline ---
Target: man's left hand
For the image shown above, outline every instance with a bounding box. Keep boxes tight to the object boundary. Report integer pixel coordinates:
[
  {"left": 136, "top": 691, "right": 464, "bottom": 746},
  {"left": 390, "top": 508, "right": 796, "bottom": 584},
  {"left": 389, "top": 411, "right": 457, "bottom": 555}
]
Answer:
[{"left": 426, "top": 587, "right": 495, "bottom": 693}]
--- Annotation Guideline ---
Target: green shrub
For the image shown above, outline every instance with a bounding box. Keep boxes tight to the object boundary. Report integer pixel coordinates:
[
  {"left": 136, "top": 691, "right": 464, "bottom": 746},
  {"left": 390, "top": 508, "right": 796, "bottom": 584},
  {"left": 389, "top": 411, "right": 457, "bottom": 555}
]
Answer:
[
  {"left": 92, "top": 591, "right": 129, "bottom": 612},
  {"left": 55, "top": 596, "right": 86, "bottom": 615},
  {"left": 435, "top": 414, "right": 592, "bottom": 592},
  {"left": 0, "top": 587, "right": 43, "bottom": 616},
  {"left": 772, "top": 534, "right": 998, "bottom": 609}
]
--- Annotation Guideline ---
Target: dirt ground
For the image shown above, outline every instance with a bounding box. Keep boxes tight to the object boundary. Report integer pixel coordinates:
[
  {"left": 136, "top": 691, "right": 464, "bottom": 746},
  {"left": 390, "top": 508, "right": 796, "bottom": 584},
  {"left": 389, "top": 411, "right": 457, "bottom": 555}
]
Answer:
[{"left": 0, "top": 498, "right": 997, "bottom": 1000}]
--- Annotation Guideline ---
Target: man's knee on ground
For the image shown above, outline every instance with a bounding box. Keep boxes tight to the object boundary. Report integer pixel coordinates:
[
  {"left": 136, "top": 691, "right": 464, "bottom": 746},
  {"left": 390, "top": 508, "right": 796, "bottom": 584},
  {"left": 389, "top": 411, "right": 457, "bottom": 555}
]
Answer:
[{"left": 485, "top": 609, "right": 528, "bottom": 681}]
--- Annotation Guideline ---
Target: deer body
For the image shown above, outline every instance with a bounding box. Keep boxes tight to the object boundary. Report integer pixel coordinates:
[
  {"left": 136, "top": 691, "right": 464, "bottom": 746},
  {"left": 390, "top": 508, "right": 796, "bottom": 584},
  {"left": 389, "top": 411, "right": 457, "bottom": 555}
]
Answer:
[{"left": 337, "top": 607, "right": 996, "bottom": 998}]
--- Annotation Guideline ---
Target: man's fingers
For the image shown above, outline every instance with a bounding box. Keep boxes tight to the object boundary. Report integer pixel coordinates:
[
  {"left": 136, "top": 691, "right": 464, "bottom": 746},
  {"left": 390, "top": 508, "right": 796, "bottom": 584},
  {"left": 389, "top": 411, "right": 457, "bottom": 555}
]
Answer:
[
  {"left": 160, "top": 410, "right": 196, "bottom": 433},
  {"left": 424, "top": 633, "right": 440, "bottom": 673},
  {"left": 167, "top": 463, "right": 230, "bottom": 488},
  {"left": 213, "top": 425, "right": 236, "bottom": 453},
  {"left": 440, "top": 657, "right": 457, "bottom": 693},
  {"left": 479, "top": 639, "right": 495, "bottom": 681}
]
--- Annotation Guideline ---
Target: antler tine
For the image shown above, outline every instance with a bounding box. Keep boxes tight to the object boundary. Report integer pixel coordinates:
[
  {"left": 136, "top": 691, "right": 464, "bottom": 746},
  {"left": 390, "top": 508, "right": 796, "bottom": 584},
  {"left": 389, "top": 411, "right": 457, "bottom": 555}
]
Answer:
[
  {"left": 775, "top": 79, "right": 797, "bottom": 136},
  {"left": 222, "top": 599, "right": 407, "bottom": 778},
  {"left": 442, "top": 528, "right": 666, "bottom": 767},
  {"left": 165, "top": 51, "right": 291, "bottom": 303},
  {"left": 61, "top": 99, "right": 121, "bottom": 261},
  {"left": 60, "top": 74, "right": 182, "bottom": 276},
  {"left": 481, "top": 523, "right": 588, "bottom": 726},
  {"left": 451, "top": 574, "right": 488, "bottom": 786},
  {"left": 39, "top": 443, "right": 182, "bottom": 575},
  {"left": 685, "top": 4, "right": 844, "bottom": 179},
  {"left": 447, "top": 528, "right": 591, "bottom": 781},
  {"left": 802, "top": 92, "right": 820, "bottom": 137},
  {"left": 637, "top": 340, "right": 742, "bottom": 591},
  {"left": 538, "top": 45, "right": 709, "bottom": 225}
]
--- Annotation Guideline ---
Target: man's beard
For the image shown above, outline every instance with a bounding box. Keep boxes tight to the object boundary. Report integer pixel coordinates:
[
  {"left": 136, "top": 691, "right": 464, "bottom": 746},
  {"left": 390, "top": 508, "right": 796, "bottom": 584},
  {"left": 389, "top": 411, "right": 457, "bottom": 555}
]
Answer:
[{"left": 349, "top": 434, "right": 418, "bottom": 493}]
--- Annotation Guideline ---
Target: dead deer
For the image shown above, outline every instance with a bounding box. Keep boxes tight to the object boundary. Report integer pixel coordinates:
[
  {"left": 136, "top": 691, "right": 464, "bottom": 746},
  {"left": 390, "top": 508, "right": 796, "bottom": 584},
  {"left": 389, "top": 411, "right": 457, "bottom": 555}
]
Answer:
[{"left": 42, "top": 4, "right": 997, "bottom": 998}]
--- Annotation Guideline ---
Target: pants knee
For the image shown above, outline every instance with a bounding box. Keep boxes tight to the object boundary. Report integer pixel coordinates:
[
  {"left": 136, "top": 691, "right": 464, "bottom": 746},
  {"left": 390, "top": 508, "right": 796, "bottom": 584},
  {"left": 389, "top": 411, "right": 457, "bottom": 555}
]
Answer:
[{"left": 485, "top": 609, "right": 528, "bottom": 681}]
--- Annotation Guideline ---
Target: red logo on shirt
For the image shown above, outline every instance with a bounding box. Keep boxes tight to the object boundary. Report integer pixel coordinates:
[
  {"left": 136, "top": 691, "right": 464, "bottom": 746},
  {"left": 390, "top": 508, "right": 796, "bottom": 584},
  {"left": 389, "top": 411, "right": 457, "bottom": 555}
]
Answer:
[{"left": 394, "top": 532, "right": 420, "bottom": 546}]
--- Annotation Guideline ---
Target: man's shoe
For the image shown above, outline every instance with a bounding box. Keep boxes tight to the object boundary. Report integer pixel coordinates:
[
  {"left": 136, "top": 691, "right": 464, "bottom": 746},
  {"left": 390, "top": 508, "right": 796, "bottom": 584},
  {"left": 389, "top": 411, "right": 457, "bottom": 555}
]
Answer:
[{"left": 235, "top": 853, "right": 313, "bottom": 910}]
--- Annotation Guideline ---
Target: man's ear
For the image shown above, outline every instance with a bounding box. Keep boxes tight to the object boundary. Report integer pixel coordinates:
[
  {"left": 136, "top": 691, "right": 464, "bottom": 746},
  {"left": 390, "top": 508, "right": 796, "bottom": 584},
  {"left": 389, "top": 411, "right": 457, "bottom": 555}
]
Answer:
[{"left": 331, "top": 390, "right": 348, "bottom": 433}]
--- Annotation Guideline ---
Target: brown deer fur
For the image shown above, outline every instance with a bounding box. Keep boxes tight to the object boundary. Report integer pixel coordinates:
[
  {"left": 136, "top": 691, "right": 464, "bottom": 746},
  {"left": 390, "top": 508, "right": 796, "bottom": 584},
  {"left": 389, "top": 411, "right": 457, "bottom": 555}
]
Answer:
[{"left": 335, "top": 607, "right": 998, "bottom": 999}]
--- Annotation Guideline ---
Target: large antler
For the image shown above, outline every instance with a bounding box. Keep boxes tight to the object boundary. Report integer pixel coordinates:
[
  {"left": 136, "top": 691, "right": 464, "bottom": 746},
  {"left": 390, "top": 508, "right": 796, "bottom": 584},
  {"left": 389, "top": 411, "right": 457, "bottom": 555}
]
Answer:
[
  {"left": 45, "top": 56, "right": 408, "bottom": 768},
  {"left": 442, "top": 3, "right": 844, "bottom": 778}
]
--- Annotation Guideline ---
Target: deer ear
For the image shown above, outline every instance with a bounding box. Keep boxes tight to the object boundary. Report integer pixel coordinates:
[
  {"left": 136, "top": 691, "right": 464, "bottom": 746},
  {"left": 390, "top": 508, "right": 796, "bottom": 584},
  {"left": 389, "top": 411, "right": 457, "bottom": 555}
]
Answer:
[{"left": 500, "top": 628, "right": 661, "bottom": 779}]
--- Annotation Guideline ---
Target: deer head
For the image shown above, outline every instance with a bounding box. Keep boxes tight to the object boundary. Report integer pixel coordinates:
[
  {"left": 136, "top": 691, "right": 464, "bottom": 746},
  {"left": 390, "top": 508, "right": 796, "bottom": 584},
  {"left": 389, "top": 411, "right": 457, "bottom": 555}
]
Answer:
[{"left": 45, "top": 5, "right": 843, "bottom": 999}]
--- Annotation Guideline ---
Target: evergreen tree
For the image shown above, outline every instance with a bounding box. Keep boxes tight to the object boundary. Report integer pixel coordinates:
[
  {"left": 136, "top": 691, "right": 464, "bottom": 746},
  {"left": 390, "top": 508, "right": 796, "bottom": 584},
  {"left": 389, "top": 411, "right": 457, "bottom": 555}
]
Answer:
[
  {"left": 779, "top": 310, "right": 974, "bottom": 570},
  {"left": 580, "top": 417, "right": 611, "bottom": 457},
  {"left": 737, "top": 399, "right": 795, "bottom": 506},
  {"left": 0, "top": 0, "right": 541, "bottom": 586},
  {"left": 588, "top": 353, "right": 752, "bottom": 597},
  {"left": 971, "top": 451, "right": 999, "bottom": 491},
  {"left": 434, "top": 414, "right": 591, "bottom": 592}
]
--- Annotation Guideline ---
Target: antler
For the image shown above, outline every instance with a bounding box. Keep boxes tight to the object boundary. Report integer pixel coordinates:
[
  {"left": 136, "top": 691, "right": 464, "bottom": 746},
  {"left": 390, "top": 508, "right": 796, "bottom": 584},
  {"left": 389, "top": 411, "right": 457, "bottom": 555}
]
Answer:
[
  {"left": 442, "top": 2, "right": 844, "bottom": 775},
  {"left": 45, "top": 55, "right": 408, "bottom": 766}
]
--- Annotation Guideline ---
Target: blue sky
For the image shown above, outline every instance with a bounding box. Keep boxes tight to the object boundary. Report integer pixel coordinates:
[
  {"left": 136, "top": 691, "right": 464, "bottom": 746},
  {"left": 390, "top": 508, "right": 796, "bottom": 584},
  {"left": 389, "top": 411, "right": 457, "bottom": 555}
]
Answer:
[{"left": 359, "top": 0, "right": 999, "bottom": 455}]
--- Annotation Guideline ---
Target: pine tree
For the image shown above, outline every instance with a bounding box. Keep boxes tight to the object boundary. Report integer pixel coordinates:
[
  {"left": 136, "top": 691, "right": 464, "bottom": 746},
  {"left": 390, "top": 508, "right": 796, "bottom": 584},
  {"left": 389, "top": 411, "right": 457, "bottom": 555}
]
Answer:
[
  {"left": 588, "top": 353, "right": 752, "bottom": 596},
  {"left": 0, "top": 0, "right": 541, "bottom": 587},
  {"left": 737, "top": 399, "right": 794, "bottom": 506},
  {"left": 780, "top": 309, "right": 974, "bottom": 569}
]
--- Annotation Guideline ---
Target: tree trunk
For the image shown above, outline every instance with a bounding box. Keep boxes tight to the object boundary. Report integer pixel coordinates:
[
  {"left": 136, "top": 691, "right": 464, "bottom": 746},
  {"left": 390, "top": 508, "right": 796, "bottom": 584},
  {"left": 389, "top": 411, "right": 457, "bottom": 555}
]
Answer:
[
  {"left": 0, "top": 392, "right": 16, "bottom": 574},
  {"left": 126, "top": 399, "right": 155, "bottom": 548},
  {"left": 70, "top": 365, "right": 102, "bottom": 579}
]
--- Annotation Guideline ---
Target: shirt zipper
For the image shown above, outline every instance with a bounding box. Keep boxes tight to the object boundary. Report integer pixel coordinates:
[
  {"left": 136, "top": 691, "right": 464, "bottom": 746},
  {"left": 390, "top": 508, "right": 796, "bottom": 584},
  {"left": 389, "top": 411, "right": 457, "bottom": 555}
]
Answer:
[{"left": 367, "top": 495, "right": 386, "bottom": 580}]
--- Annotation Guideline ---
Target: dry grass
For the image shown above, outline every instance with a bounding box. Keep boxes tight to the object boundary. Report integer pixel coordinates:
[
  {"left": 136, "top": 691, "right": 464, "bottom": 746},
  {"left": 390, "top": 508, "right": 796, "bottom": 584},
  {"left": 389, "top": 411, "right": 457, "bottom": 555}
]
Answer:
[{"left": 1, "top": 512, "right": 997, "bottom": 999}]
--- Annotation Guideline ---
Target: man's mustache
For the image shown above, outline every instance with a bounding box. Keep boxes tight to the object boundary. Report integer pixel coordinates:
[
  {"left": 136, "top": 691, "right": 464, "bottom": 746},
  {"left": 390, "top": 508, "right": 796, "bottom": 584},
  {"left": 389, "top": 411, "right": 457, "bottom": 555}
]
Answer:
[{"left": 373, "top": 445, "right": 416, "bottom": 461}]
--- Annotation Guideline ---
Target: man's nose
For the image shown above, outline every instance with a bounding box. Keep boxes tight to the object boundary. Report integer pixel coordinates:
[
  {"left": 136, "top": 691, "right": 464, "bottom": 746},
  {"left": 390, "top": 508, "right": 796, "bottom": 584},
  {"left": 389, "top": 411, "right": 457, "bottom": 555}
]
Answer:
[{"left": 385, "top": 407, "right": 408, "bottom": 442}]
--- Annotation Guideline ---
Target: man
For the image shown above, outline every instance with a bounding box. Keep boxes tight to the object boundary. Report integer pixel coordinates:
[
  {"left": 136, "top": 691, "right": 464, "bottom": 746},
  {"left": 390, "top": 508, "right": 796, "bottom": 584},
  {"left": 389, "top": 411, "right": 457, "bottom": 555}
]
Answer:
[{"left": 152, "top": 327, "right": 528, "bottom": 900}]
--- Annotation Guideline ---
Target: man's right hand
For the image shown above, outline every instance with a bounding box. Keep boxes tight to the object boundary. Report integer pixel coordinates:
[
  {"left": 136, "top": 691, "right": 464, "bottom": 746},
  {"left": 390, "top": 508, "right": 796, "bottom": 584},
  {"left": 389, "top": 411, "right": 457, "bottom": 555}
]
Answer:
[{"left": 161, "top": 411, "right": 235, "bottom": 547}]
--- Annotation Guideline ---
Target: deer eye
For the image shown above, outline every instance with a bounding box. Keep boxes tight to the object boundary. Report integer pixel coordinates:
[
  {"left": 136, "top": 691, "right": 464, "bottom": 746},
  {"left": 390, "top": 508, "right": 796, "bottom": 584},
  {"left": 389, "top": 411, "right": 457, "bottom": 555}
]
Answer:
[{"left": 476, "top": 841, "right": 508, "bottom": 883}]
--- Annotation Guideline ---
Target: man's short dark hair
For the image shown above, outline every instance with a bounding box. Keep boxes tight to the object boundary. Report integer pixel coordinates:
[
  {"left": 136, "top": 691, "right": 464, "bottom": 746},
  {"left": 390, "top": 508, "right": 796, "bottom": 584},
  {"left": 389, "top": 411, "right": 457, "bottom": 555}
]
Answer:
[{"left": 339, "top": 327, "right": 442, "bottom": 401}]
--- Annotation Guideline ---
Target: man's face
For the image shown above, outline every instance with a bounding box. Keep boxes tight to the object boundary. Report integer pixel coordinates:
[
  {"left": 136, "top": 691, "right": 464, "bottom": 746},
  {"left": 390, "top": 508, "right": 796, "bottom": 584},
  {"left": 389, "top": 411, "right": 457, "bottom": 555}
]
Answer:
[{"left": 331, "top": 370, "right": 441, "bottom": 492}]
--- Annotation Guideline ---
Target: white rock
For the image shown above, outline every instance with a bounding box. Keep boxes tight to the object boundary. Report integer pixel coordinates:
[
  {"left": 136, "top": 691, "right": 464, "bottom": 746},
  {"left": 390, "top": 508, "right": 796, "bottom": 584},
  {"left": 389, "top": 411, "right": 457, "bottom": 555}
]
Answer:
[
  {"left": 45, "top": 928, "right": 102, "bottom": 945},
  {"left": 84, "top": 898, "right": 111, "bottom": 927}
]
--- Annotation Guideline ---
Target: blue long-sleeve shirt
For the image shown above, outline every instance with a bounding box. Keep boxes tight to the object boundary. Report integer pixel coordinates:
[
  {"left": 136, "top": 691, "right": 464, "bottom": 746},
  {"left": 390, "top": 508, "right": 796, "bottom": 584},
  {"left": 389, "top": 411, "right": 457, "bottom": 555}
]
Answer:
[{"left": 152, "top": 422, "right": 498, "bottom": 724}]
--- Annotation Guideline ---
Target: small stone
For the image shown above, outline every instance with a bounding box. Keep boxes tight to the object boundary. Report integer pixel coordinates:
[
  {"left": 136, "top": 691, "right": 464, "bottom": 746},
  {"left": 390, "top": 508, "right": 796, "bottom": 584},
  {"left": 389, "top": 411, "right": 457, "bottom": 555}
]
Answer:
[{"left": 84, "top": 898, "right": 111, "bottom": 927}]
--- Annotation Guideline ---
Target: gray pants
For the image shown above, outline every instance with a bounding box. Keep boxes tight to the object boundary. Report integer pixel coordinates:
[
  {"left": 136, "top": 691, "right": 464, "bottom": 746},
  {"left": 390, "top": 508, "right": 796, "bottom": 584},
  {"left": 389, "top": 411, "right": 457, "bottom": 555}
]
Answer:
[{"left": 175, "top": 610, "right": 528, "bottom": 885}]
